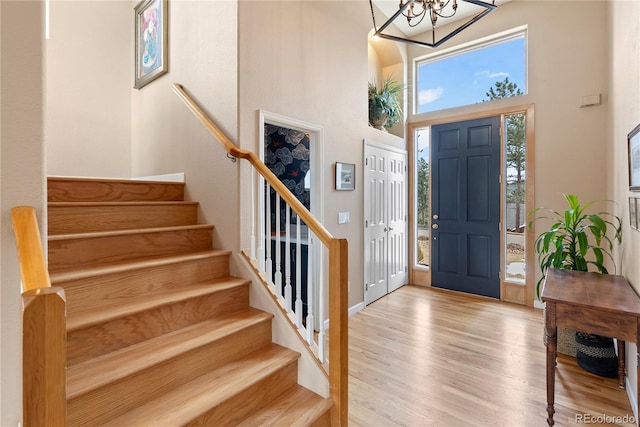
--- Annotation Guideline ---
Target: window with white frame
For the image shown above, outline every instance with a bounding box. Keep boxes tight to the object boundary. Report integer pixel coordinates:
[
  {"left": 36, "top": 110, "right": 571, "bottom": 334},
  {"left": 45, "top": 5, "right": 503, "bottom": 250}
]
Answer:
[{"left": 415, "top": 27, "right": 527, "bottom": 114}]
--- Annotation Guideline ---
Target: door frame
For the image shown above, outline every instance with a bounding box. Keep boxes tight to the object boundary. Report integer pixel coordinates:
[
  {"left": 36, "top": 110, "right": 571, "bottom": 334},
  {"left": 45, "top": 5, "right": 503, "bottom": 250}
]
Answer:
[
  {"left": 258, "top": 110, "right": 324, "bottom": 328},
  {"left": 408, "top": 103, "right": 536, "bottom": 306},
  {"left": 363, "top": 139, "right": 409, "bottom": 305}
]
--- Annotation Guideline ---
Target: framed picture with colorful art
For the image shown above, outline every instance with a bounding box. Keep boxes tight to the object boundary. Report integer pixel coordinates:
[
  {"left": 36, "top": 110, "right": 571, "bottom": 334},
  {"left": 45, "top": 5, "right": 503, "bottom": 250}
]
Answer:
[{"left": 134, "top": 0, "right": 168, "bottom": 89}]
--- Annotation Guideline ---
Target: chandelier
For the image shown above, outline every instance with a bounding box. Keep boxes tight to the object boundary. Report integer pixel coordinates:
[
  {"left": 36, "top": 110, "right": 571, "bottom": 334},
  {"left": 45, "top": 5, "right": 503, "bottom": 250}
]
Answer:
[{"left": 369, "top": 0, "right": 497, "bottom": 48}]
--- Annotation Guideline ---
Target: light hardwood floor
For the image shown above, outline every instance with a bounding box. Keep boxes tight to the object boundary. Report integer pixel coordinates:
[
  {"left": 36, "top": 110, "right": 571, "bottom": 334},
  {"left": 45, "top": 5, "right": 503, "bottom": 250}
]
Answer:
[{"left": 348, "top": 285, "right": 636, "bottom": 427}]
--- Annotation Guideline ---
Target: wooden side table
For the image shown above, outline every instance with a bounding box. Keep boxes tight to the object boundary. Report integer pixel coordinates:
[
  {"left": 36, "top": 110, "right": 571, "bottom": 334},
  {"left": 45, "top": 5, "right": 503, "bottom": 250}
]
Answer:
[{"left": 542, "top": 268, "right": 640, "bottom": 426}]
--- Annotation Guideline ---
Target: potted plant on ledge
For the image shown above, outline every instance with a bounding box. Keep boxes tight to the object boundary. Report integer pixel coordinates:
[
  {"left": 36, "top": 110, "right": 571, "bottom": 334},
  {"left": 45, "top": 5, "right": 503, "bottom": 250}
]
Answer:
[
  {"left": 529, "top": 194, "right": 622, "bottom": 377},
  {"left": 368, "top": 77, "right": 403, "bottom": 131}
]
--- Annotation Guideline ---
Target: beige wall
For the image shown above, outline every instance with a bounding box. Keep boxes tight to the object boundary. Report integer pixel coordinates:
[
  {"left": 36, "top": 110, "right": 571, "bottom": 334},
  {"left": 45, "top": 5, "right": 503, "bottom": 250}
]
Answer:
[
  {"left": 46, "top": 0, "right": 132, "bottom": 178},
  {"left": 130, "top": 1, "right": 240, "bottom": 270},
  {"left": 238, "top": 1, "right": 373, "bottom": 309},
  {"left": 609, "top": 0, "right": 640, "bottom": 413},
  {"left": 1, "top": 1, "right": 47, "bottom": 425}
]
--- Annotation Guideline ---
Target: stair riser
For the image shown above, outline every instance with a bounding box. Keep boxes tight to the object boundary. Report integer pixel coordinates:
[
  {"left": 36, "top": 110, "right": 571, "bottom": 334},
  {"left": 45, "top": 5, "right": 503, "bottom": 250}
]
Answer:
[
  {"left": 58, "top": 255, "right": 230, "bottom": 313},
  {"left": 48, "top": 178, "right": 185, "bottom": 202},
  {"left": 48, "top": 203, "right": 198, "bottom": 234},
  {"left": 49, "top": 226, "right": 214, "bottom": 272},
  {"left": 67, "top": 319, "right": 274, "bottom": 427},
  {"left": 186, "top": 362, "right": 298, "bottom": 427},
  {"left": 67, "top": 283, "right": 249, "bottom": 365},
  {"left": 309, "top": 412, "right": 331, "bottom": 427}
]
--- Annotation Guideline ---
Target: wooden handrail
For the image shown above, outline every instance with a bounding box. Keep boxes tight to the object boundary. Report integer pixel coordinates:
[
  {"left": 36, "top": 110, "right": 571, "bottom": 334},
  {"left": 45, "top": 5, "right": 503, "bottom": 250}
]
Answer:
[
  {"left": 172, "top": 83, "right": 333, "bottom": 246},
  {"left": 172, "top": 83, "right": 348, "bottom": 426},
  {"left": 12, "top": 206, "right": 51, "bottom": 292},
  {"left": 12, "top": 206, "right": 67, "bottom": 427}
]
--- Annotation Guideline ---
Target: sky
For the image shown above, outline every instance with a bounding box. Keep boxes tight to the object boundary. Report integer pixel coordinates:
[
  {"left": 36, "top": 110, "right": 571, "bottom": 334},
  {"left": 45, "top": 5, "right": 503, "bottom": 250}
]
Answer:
[{"left": 416, "top": 37, "right": 526, "bottom": 114}]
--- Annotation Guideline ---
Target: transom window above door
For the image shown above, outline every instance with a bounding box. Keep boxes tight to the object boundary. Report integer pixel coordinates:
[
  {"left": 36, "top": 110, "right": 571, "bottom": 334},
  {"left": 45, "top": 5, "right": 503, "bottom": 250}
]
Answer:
[{"left": 415, "top": 26, "right": 527, "bottom": 114}]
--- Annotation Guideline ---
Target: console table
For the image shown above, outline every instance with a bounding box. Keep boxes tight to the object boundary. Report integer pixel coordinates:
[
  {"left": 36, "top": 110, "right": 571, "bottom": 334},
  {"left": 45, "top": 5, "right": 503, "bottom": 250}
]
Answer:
[{"left": 542, "top": 268, "right": 640, "bottom": 426}]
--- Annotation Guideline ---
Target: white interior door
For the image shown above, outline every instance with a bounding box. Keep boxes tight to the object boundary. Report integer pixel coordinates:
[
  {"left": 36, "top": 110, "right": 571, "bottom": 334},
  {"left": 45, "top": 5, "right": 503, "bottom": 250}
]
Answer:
[
  {"left": 364, "top": 140, "right": 408, "bottom": 305},
  {"left": 364, "top": 144, "right": 388, "bottom": 305},
  {"left": 387, "top": 150, "right": 408, "bottom": 293}
]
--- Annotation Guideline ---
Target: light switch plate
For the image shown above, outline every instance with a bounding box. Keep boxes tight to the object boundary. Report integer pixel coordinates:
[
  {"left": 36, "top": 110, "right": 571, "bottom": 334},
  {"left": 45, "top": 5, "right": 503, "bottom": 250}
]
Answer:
[{"left": 338, "top": 212, "right": 350, "bottom": 224}]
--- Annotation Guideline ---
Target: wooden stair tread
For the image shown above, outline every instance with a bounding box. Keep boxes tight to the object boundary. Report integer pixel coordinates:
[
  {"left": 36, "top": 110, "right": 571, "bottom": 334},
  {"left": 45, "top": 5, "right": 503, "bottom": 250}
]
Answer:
[
  {"left": 237, "top": 385, "right": 333, "bottom": 427},
  {"left": 67, "top": 308, "right": 274, "bottom": 399},
  {"left": 48, "top": 176, "right": 183, "bottom": 185},
  {"left": 50, "top": 249, "right": 230, "bottom": 283},
  {"left": 100, "top": 344, "right": 300, "bottom": 427},
  {"left": 66, "top": 277, "right": 249, "bottom": 331},
  {"left": 48, "top": 201, "right": 198, "bottom": 207},
  {"left": 48, "top": 223, "right": 214, "bottom": 241}
]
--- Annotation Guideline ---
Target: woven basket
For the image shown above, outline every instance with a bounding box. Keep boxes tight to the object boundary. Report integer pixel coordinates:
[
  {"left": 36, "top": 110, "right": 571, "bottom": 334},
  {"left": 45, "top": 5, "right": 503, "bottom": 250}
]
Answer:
[
  {"left": 542, "top": 308, "right": 577, "bottom": 357},
  {"left": 576, "top": 333, "right": 618, "bottom": 378}
]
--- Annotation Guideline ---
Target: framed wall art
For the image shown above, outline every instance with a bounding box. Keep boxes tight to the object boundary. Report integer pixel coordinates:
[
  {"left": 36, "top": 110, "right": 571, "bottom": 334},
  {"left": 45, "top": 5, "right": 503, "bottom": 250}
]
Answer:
[
  {"left": 630, "top": 197, "right": 638, "bottom": 230},
  {"left": 628, "top": 123, "right": 640, "bottom": 190},
  {"left": 134, "top": 0, "right": 168, "bottom": 89},
  {"left": 335, "top": 162, "right": 355, "bottom": 191}
]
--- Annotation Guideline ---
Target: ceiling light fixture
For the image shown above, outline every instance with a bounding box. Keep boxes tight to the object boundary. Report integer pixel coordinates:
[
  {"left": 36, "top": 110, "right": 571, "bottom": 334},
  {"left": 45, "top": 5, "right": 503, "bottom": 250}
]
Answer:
[{"left": 369, "top": 0, "right": 497, "bottom": 48}]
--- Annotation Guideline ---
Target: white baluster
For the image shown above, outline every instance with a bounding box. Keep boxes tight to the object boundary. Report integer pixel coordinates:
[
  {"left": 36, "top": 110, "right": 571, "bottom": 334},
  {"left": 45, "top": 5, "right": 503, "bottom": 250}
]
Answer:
[
  {"left": 265, "top": 183, "right": 273, "bottom": 283},
  {"left": 250, "top": 168, "right": 257, "bottom": 261},
  {"left": 274, "top": 193, "right": 282, "bottom": 293},
  {"left": 295, "top": 215, "right": 302, "bottom": 327},
  {"left": 306, "top": 231, "right": 314, "bottom": 345},
  {"left": 284, "top": 205, "right": 292, "bottom": 312},
  {"left": 318, "top": 244, "right": 326, "bottom": 363}
]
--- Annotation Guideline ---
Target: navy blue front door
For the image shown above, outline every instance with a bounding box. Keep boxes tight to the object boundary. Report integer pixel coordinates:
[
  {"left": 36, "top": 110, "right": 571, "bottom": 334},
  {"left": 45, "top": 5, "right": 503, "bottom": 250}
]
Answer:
[{"left": 431, "top": 116, "right": 501, "bottom": 299}]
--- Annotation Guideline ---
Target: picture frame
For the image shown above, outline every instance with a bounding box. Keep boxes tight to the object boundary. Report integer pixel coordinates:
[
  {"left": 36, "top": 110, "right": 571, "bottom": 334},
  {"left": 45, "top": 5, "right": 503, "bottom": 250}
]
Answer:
[
  {"left": 134, "top": 0, "right": 168, "bottom": 89},
  {"left": 335, "top": 162, "right": 355, "bottom": 191},
  {"left": 628, "top": 123, "right": 640, "bottom": 190},
  {"left": 630, "top": 197, "right": 638, "bottom": 230}
]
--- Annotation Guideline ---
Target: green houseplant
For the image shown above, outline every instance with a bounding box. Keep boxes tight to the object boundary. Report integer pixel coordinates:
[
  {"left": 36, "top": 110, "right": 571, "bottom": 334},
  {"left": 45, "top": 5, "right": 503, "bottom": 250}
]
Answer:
[
  {"left": 529, "top": 193, "right": 622, "bottom": 377},
  {"left": 529, "top": 194, "right": 622, "bottom": 300},
  {"left": 368, "top": 77, "right": 403, "bottom": 130}
]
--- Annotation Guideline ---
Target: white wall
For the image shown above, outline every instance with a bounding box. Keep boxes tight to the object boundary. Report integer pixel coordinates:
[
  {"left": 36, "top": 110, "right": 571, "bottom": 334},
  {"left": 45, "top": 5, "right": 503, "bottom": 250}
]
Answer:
[
  {"left": 130, "top": 1, "right": 240, "bottom": 270},
  {"left": 238, "top": 1, "right": 373, "bottom": 309},
  {"left": 608, "top": 0, "right": 640, "bottom": 414},
  {"left": 1, "top": 1, "right": 47, "bottom": 425},
  {"left": 46, "top": 0, "right": 132, "bottom": 178}
]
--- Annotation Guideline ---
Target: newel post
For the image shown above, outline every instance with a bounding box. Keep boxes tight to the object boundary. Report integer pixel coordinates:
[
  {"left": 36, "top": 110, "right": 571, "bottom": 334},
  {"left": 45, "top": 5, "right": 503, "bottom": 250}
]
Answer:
[
  {"left": 22, "top": 287, "right": 67, "bottom": 427},
  {"left": 328, "top": 238, "right": 348, "bottom": 426}
]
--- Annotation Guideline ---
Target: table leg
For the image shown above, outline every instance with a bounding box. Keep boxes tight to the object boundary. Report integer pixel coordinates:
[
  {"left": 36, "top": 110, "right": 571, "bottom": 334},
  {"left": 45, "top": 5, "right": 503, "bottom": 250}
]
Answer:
[
  {"left": 617, "top": 340, "right": 626, "bottom": 389},
  {"left": 545, "top": 304, "right": 557, "bottom": 426}
]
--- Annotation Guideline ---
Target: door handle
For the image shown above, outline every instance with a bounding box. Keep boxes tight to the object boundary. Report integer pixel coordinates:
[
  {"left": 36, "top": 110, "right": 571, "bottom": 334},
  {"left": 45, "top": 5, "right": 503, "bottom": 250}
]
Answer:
[
  {"left": 432, "top": 224, "right": 439, "bottom": 229},
  {"left": 433, "top": 214, "right": 439, "bottom": 220}
]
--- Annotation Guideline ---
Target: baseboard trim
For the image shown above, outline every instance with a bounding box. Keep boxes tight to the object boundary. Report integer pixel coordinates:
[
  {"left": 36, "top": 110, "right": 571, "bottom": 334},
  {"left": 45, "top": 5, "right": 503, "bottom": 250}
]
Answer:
[
  {"left": 132, "top": 172, "right": 185, "bottom": 182},
  {"left": 323, "top": 301, "right": 365, "bottom": 331},
  {"left": 625, "top": 367, "right": 638, "bottom": 423}
]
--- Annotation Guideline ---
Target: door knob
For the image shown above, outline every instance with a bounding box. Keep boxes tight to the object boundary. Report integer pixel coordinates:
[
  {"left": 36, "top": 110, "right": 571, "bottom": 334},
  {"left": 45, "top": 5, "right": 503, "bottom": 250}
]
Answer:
[
  {"left": 432, "top": 224, "right": 439, "bottom": 229},
  {"left": 433, "top": 214, "right": 439, "bottom": 220}
]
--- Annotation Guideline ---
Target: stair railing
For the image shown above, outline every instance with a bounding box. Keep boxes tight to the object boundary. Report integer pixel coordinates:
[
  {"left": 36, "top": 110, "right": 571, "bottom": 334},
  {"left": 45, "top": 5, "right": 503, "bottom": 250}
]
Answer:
[
  {"left": 172, "top": 83, "right": 348, "bottom": 426},
  {"left": 12, "top": 206, "right": 67, "bottom": 427}
]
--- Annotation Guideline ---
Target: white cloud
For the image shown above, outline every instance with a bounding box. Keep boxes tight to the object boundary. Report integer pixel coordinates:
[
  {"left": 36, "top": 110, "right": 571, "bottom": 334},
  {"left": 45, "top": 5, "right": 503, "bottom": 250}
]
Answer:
[
  {"left": 475, "top": 70, "right": 509, "bottom": 79},
  {"left": 418, "top": 87, "right": 444, "bottom": 105}
]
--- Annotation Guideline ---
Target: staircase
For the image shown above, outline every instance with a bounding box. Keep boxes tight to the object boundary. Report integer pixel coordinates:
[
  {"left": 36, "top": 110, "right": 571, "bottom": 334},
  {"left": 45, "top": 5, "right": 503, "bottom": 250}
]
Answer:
[{"left": 47, "top": 176, "right": 332, "bottom": 426}]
